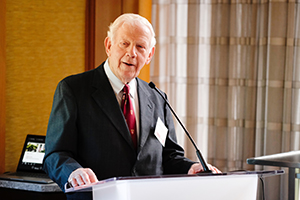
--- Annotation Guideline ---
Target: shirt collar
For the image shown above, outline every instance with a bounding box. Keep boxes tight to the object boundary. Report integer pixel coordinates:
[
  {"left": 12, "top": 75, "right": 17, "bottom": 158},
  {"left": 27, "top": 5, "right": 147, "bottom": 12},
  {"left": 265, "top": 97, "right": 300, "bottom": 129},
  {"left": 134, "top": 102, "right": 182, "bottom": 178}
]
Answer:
[{"left": 104, "top": 59, "right": 137, "bottom": 98}]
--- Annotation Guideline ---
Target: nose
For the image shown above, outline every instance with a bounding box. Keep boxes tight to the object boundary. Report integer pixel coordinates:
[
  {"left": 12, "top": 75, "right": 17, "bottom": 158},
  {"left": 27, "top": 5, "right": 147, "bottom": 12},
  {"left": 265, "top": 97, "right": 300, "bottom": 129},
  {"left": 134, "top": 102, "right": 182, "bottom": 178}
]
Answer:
[{"left": 126, "top": 45, "right": 137, "bottom": 58}]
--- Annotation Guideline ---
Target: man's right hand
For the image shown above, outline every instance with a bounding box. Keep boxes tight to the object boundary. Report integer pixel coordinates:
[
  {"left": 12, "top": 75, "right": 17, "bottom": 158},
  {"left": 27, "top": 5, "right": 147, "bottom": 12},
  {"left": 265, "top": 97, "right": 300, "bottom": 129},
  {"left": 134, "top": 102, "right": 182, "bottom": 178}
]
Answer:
[{"left": 68, "top": 168, "right": 98, "bottom": 188}]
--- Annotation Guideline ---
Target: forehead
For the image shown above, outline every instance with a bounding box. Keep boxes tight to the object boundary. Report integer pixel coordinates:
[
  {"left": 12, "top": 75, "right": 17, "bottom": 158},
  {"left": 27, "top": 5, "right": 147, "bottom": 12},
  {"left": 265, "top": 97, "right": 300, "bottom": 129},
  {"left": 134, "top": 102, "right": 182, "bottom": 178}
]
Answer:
[{"left": 115, "top": 21, "right": 152, "bottom": 44}]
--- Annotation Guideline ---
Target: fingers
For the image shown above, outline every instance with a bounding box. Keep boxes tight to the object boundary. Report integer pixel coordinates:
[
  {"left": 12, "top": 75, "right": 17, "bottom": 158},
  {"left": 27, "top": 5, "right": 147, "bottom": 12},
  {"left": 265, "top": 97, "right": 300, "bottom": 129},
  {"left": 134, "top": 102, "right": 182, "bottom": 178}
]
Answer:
[
  {"left": 188, "top": 163, "right": 222, "bottom": 174},
  {"left": 68, "top": 168, "right": 98, "bottom": 188},
  {"left": 86, "top": 168, "right": 98, "bottom": 183},
  {"left": 208, "top": 164, "right": 222, "bottom": 173},
  {"left": 188, "top": 163, "right": 204, "bottom": 174},
  {"left": 68, "top": 168, "right": 87, "bottom": 188}
]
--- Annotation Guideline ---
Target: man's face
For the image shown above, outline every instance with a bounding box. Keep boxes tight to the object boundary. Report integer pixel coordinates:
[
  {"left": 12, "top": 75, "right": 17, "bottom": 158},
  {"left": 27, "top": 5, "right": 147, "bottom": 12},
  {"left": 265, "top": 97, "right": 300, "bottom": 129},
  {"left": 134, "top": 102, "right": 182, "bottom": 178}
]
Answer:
[{"left": 105, "top": 21, "right": 155, "bottom": 84}]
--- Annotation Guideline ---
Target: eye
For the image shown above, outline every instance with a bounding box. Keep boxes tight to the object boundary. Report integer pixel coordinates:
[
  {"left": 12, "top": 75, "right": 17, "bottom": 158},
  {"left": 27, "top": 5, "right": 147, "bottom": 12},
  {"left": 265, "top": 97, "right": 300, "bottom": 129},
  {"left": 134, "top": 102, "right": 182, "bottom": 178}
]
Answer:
[
  {"left": 120, "top": 41, "right": 128, "bottom": 47},
  {"left": 137, "top": 44, "right": 146, "bottom": 50}
]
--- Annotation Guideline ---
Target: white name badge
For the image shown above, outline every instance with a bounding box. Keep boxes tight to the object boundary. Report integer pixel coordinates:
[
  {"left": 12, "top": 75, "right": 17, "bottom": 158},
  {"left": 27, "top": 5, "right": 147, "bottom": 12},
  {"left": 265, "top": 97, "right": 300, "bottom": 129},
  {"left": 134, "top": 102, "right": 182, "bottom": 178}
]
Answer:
[{"left": 154, "top": 117, "right": 168, "bottom": 147}]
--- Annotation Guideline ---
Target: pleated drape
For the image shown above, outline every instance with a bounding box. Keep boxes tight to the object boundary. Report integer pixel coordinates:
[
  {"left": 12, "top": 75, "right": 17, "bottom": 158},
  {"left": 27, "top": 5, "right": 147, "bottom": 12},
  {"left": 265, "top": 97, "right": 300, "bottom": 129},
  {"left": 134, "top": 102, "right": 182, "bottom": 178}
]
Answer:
[{"left": 151, "top": 0, "right": 300, "bottom": 199}]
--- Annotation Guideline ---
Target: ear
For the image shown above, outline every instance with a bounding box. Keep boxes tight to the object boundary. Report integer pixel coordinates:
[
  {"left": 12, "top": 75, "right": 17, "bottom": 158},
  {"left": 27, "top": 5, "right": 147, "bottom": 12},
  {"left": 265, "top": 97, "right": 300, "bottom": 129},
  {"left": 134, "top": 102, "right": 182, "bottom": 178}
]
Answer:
[
  {"left": 104, "top": 37, "right": 112, "bottom": 57},
  {"left": 145, "top": 46, "right": 155, "bottom": 65}
]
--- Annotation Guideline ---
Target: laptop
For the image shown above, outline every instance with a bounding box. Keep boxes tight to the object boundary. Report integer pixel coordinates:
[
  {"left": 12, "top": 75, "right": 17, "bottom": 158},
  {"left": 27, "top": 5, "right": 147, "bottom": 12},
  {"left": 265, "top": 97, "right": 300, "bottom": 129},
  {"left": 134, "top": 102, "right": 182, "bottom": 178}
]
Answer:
[{"left": 0, "top": 134, "right": 53, "bottom": 184}]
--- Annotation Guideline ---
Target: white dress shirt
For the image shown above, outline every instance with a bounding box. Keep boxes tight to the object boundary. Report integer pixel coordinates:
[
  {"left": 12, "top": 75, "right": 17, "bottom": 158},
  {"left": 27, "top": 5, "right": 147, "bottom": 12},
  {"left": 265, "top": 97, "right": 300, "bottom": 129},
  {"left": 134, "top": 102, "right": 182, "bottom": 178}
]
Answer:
[{"left": 103, "top": 60, "right": 140, "bottom": 142}]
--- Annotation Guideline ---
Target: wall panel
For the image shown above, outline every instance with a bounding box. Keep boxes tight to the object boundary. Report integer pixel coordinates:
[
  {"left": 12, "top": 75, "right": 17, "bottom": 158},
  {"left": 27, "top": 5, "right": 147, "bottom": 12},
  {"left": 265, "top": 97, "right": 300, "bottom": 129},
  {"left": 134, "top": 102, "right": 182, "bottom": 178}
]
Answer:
[
  {"left": 0, "top": 0, "right": 6, "bottom": 174},
  {"left": 5, "top": 0, "right": 86, "bottom": 172}
]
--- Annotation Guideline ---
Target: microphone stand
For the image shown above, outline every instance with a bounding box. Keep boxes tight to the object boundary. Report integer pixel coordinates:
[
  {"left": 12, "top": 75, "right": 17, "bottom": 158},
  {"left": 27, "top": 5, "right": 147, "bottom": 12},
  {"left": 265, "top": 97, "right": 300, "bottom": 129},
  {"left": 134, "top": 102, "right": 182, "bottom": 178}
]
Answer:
[{"left": 149, "top": 82, "right": 211, "bottom": 173}]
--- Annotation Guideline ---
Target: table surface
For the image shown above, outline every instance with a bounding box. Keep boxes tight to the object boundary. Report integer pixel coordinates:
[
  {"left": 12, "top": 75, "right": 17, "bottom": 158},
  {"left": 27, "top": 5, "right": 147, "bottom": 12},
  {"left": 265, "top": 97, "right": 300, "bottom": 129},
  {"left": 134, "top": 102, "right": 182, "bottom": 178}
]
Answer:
[
  {"left": 0, "top": 179, "right": 62, "bottom": 192},
  {"left": 247, "top": 150, "right": 300, "bottom": 168}
]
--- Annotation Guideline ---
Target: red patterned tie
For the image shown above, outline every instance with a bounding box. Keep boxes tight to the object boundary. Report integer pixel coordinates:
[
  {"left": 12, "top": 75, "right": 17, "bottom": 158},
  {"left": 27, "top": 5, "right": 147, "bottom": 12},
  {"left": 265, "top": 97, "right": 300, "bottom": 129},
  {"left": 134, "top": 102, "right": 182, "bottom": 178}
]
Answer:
[{"left": 121, "top": 84, "right": 137, "bottom": 149}]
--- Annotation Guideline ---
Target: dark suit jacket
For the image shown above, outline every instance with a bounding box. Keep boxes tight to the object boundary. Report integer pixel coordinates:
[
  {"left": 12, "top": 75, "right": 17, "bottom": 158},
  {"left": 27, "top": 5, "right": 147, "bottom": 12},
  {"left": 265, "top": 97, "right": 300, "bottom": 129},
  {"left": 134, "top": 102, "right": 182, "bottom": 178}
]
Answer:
[{"left": 43, "top": 62, "right": 194, "bottom": 197}]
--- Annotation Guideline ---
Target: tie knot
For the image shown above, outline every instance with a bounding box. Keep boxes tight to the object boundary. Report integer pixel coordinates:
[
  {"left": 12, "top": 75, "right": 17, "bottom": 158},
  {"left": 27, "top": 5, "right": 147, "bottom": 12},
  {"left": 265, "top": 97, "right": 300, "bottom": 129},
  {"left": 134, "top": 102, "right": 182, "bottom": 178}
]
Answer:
[{"left": 123, "top": 84, "right": 130, "bottom": 94}]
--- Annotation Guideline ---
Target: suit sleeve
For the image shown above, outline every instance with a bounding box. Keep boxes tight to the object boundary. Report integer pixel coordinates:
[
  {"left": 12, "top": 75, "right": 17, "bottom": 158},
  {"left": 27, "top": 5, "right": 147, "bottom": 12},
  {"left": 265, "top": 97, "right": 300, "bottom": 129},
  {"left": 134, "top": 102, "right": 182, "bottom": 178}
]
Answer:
[
  {"left": 161, "top": 93, "right": 196, "bottom": 174},
  {"left": 43, "top": 80, "right": 82, "bottom": 191}
]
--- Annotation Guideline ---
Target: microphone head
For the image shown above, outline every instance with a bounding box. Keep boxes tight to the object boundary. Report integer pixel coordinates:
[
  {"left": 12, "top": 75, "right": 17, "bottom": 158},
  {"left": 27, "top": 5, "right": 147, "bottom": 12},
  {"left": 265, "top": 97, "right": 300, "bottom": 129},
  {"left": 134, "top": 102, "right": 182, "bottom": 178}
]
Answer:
[{"left": 148, "top": 81, "right": 156, "bottom": 89}]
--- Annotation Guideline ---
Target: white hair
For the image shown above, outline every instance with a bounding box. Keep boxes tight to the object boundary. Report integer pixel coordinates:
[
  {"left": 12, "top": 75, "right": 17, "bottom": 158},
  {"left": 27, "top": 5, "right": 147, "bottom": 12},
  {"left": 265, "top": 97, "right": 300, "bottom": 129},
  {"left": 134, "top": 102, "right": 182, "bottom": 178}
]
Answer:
[{"left": 107, "top": 13, "right": 156, "bottom": 49}]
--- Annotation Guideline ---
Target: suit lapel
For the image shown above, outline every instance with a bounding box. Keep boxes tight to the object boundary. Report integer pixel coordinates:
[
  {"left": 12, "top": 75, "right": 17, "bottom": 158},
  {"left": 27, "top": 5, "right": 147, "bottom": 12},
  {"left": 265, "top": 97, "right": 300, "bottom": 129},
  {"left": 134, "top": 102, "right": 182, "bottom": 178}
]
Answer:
[
  {"left": 137, "top": 79, "right": 154, "bottom": 149},
  {"left": 91, "top": 65, "right": 135, "bottom": 150}
]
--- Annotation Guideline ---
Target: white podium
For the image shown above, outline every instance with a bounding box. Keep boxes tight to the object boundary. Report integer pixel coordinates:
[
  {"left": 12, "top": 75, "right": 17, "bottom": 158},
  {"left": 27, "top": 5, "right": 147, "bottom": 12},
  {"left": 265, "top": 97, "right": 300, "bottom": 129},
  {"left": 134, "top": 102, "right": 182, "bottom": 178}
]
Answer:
[{"left": 66, "top": 170, "right": 284, "bottom": 200}]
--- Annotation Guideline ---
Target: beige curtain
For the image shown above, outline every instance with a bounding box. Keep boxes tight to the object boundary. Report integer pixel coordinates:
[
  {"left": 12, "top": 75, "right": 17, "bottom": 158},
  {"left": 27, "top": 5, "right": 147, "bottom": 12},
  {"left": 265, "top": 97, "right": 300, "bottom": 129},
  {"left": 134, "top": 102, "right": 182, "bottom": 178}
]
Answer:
[{"left": 151, "top": 0, "right": 300, "bottom": 199}]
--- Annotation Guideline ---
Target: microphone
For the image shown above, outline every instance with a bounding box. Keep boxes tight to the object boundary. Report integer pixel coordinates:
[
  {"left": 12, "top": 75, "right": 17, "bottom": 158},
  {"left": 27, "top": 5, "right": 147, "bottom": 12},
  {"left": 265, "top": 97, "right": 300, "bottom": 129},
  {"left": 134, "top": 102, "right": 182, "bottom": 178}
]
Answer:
[{"left": 148, "top": 81, "right": 211, "bottom": 173}]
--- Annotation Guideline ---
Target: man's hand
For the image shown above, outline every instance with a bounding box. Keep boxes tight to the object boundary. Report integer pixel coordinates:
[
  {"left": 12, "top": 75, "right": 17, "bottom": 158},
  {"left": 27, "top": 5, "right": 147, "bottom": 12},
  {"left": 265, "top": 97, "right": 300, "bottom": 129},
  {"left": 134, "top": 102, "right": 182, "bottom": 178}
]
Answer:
[
  {"left": 188, "top": 163, "right": 221, "bottom": 174},
  {"left": 68, "top": 168, "right": 98, "bottom": 188}
]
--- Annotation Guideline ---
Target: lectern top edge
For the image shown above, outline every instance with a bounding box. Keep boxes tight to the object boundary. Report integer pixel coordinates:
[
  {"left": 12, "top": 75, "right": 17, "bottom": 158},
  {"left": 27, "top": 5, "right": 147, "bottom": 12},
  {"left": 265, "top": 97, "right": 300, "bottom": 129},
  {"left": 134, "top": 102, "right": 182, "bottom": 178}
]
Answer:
[{"left": 65, "top": 170, "right": 284, "bottom": 193}]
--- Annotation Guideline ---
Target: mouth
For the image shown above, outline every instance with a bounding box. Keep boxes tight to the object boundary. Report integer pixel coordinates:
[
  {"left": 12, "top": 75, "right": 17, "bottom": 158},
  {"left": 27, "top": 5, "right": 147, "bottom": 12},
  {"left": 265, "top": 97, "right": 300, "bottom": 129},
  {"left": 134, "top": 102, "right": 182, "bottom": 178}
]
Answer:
[{"left": 122, "top": 61, "right": 135, "bottom": 67}]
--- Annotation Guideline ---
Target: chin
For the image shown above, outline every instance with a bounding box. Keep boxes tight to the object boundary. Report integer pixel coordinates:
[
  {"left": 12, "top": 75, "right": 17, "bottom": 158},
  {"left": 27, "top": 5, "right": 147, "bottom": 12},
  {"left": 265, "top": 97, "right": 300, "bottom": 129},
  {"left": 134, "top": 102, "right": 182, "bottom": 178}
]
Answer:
[{"left": 122, "top": 71, "right": 136, "bottom": 78}]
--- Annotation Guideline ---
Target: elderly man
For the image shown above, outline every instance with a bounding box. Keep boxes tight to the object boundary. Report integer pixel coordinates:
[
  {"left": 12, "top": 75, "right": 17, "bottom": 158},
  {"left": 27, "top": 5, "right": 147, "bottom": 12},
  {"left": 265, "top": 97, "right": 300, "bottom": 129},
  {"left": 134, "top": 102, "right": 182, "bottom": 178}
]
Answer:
[{"left": 43, "top": 13, "right": 219, "bottom": 200}]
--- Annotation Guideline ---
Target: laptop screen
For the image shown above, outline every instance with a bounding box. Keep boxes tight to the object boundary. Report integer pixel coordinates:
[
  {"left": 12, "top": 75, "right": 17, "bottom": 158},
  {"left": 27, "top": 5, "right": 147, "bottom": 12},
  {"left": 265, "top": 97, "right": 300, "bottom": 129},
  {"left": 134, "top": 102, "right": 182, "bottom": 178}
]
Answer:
[{"left": 17, "top": 134, "right": 46, "bottom": 172}]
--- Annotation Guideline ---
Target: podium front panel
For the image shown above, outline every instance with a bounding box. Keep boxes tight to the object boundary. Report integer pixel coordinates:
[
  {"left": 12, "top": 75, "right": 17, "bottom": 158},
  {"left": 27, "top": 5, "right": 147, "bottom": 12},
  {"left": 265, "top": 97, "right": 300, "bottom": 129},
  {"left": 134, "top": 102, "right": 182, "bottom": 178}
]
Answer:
[{"left": 92, "top": 174, "right": 258, "bottom": 200}]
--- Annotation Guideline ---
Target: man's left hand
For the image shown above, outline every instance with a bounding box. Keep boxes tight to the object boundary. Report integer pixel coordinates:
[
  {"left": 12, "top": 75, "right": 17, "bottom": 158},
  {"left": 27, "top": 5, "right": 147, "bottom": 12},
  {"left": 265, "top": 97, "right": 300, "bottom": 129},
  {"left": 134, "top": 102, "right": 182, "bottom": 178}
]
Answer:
[{"left": 188, "top": 163, "right": 221, "bottom": 174}]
